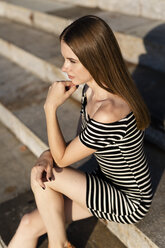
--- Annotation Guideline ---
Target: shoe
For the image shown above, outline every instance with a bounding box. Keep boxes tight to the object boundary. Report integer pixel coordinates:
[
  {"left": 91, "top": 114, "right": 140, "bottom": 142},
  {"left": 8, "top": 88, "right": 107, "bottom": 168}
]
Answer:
[{"left": 64, "top": 241, "right": 75, "bottom": 248}]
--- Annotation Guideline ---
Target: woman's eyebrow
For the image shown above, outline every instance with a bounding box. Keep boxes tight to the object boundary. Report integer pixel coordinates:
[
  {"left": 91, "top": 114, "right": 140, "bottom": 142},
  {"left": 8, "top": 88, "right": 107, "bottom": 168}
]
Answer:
[
  {"left": 67, "top": 57, "right": 77, "bottom": 61},
  {"left": 61, "top": 52, "right": 78, "bottom": 61}
]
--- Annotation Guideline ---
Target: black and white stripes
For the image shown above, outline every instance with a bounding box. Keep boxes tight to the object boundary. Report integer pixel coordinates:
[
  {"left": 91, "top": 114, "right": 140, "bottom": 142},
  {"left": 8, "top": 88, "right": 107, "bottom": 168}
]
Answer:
[{"left": 79, "top": 86, "right": 153, "bottom": 224}]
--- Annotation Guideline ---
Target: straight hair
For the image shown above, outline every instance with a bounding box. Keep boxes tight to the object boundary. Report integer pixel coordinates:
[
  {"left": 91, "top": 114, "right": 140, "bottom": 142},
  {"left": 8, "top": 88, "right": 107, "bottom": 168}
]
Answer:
[{"left": 60, "top": 15, "right": 150, "bottom": 130}]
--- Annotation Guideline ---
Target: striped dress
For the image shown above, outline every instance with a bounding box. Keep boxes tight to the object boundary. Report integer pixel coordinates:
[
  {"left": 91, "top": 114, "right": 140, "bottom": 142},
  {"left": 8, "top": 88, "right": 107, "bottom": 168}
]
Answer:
[{"left": 79, "top": 85, "right": 153, "bottom": 224}]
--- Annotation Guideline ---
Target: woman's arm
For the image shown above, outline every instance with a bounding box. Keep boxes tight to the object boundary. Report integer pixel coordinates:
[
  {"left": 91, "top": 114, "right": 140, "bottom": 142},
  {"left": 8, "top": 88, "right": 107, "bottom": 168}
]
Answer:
[
  {"left": 45, "top": 110, "right": 95, "bottom": 167},
  {"left": 44, "top": 81, "right": 96, "bottom": 167},
  {"left": 44, "top": 106, "right": 67, "bottom": 165}
]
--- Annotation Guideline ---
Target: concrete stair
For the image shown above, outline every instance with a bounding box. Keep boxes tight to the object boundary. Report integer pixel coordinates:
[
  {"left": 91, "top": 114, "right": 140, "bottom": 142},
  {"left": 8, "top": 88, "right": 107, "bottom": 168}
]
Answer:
[
  {"left": 0, "top": 0, "right": 165, "bottom": 73},
  {"left": 0, "top": 1, "right": 164, "bottom": 248}
]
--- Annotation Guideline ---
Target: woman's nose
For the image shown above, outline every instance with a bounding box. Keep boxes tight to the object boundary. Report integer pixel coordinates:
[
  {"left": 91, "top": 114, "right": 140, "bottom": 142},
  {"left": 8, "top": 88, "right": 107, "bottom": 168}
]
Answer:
[{"left": 61, "top": 61, "right": 69, "bottom": 73}]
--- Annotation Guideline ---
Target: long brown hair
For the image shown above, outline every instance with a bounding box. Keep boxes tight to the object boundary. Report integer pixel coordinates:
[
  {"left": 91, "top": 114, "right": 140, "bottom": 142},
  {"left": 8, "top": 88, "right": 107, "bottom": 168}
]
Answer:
[{"left": 60, "top": 15, "right": 150, "bottom": 130}]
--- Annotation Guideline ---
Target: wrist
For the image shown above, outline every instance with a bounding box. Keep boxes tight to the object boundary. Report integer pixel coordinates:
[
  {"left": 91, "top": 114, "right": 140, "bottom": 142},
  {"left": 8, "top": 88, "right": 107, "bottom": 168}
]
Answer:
[
  {"left": 44, "top": 103, "right": 58, "bottom": 113},
  {"left": 40, "top": 149, "right": 52, "bottom": 159},
  {"left": 42, "top": 149, "right": 51, "bottom": 156}
]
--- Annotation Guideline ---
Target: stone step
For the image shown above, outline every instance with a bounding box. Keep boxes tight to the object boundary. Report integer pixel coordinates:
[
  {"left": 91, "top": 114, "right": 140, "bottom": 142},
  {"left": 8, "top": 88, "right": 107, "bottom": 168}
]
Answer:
[
  {"left": 0, "top": 236, "right": 6, "bottom": 248},
  {"left": 0, "top": 121, "right": 36, "bottom": 205},
  {"left": 0, "top": 17, "right": 63, "bottom": 66},
  {"left": 1, "top": 0, "right": 165, "bottom": 22},
  {"left": 0, "top": 0, "right": 165, "bottom": 73}
]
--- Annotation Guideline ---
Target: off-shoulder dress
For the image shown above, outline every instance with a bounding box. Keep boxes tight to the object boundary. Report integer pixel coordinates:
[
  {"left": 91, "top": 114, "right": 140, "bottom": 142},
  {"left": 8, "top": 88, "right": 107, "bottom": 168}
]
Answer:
[{"left": 78, "top": 85, "right": 153, "bottom": 224}]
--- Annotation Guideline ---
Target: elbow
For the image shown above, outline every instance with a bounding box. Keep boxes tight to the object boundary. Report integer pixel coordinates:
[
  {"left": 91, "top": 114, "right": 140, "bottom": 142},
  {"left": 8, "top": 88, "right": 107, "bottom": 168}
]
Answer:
[
  {"left": 56, "top": 162, "right": 66, "bottom": 168},
  {"left": 52, "top": 157, "right": 68, "bottom": 168},
  {"left": 51, "top": 151, "right": 70, "bottom": 168}
]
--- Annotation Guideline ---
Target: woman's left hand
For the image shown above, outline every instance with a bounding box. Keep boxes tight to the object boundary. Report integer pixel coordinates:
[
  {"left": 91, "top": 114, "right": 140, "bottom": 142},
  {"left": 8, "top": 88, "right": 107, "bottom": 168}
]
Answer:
[
  {"left": 44, "top": 81, "right": 77, "bottom": 110},
  {"left": 31, "top": 150, "right": 55, "bottom": 189}
]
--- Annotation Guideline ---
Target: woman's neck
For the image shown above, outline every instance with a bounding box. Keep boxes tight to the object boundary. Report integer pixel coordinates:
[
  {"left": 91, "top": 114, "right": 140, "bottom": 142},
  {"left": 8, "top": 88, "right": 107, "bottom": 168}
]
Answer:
[{"left": 86, "top": 80, "right": 113, "bottom": 102}]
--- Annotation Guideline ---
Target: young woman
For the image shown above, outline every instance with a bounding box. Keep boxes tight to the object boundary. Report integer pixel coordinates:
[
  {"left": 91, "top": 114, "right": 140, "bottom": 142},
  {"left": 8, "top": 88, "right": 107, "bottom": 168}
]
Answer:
[{"left": 8, "top": 15, "right": 153, "bottom": 248}]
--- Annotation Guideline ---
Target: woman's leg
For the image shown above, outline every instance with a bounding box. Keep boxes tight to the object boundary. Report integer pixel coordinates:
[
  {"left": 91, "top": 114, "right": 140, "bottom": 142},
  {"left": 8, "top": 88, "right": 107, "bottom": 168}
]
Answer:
[
  {"left": 8, "top": 167, "right": 92, "bottom": 248},
  {"left": 32, "top": 182, "right": 67, "bottom": 248},
  {"left": 31, "top": 166, "right": 92, "bottom": 248},
  {"left": 8, "top": 209, "right": 46, "bottom": 248}
]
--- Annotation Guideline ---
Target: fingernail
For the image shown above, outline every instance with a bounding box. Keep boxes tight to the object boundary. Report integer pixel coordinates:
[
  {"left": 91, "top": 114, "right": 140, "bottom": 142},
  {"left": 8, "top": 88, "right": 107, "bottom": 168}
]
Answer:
[
  {"left": 76, "top": 85, "right": 79, "bottom": 88},
  {"left": 65, "top": 86, "right": 70, "bottom": 91},
  {"left": 42, "top": 187, "right": 45, "bottom": 190},
  {"left": 49, "top": 177, "right": 52, "bottom": 181}
]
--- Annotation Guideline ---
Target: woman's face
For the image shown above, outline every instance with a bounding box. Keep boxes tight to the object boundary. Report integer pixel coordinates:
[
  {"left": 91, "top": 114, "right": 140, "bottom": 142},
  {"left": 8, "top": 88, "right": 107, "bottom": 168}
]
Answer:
[{"left": 61, "top": 40, "right": 93, "bottom": 85}]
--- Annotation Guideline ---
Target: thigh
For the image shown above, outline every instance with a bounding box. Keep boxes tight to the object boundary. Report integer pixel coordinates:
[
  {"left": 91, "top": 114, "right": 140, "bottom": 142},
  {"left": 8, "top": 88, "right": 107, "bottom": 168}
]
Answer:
[
  {"left": 45, "top": 167, "right": 88, "bottom": 210},
  {"left": 64, "top": 196, "right": 92, "bottom": 223}
]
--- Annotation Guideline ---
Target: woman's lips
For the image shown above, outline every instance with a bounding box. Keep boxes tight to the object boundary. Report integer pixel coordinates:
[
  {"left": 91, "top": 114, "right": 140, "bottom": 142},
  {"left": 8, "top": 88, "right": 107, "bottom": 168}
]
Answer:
[{"left": 68, "top": 75, "right": 74, "bottom": 80}]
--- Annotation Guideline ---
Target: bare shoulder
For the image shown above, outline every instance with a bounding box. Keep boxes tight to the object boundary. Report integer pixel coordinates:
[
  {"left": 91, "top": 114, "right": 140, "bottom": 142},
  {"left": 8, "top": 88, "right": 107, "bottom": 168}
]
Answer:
[{"left": 92, "top": 100, "right": 131, "bottom": 124}]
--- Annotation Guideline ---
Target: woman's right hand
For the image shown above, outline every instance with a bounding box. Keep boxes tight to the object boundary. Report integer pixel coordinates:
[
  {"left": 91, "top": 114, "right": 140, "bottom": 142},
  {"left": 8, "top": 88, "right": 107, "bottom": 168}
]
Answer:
[{"left": 32, "top": 150, "right": 55, "bottom": 189}]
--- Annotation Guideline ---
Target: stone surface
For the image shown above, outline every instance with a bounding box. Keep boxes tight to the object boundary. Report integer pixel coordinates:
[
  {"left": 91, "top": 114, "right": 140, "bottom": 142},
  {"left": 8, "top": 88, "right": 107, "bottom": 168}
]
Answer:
[
  {"left": 132, "top": 61, "right": 165, "bottom": 130},
  {"left": 136, "top": 142, "right": 165, "bottom": 248},
  {"left": 97, "top": 11, "right": 152, "bottom": 33},
  {"left": 0, "top": 1, "right": 72, "bottom": 36},
  {"left": 48, "top": 5, "right": 101, "bottom": 19},
  {"left": 0, "top": 2, "right": 165, "bottom": 74},
  {"left": 98, "top": 0, "right": 140, "bottom": 16},
  {"left": 0, "top": 122, "right": 36, "bottom": 204},
  {"left": 53, "top": 0, "right": 97, "bottom": 8},
  {"left": 0, "top": 38, "right": 65, "bottom": 84},
  {"left": 0, "top": 102, "right": 48, "bottom": 158},
  {"left": 37, "top": 0, "right": 165, "bottom": 21},
  {"left": 0, "top": 0, "right": 74, "bottom": 13},
  {"left": 141, "top": 0, "right": 165, "bottom": 21},
  {"left": 0, "top": 18, "right": 61, "bottom": 62},
  {"left": 0, "top": 237, "right": 6, "bottom": 248}
]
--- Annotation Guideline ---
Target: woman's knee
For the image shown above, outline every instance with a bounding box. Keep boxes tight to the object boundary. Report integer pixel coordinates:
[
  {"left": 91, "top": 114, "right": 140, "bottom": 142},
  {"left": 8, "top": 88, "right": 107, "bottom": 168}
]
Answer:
[
  {"left": 17, "top": 210, "right": 46, "bottom": 239},
  {"left": 15, "top": 212, "right": 43, "bottom": 242},
  {"left": 7, "top": 213, "right": 37, "bottom": 247},
  {"left": 30, "top": 167, "right": 40, "bottom": 192},
  {"left": 18, "top": 213, "right": 33, "bottom": 234}
]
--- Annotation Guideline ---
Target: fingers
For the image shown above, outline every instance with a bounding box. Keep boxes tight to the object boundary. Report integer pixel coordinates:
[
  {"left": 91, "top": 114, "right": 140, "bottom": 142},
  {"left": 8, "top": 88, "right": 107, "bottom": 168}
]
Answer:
[
  {"left": 65, "top": 84, "right": 77, "bottom": 97},
  {"left": 46, "top": 163, "right": 55, "bottom": 181},
  {"left": 65, "top": 85, "right": 70, "bottom": 91},
  {"left": 49, "top": 81, "right": 78, "bottom": 100},
  {"left": 55, "top": 80, "right": 78, "bottom": 90},
  {"left": 61, "top": 80, "right": 74, "bottom": 87},
  {"left": 55, "top": 80, "right": 73, "bottom": 88},
  {"left": 33, "top": 159, "right": 55, "bottom": 189},
  {"left": 34, "top": 166, "right": 46, "bottom": 189}
]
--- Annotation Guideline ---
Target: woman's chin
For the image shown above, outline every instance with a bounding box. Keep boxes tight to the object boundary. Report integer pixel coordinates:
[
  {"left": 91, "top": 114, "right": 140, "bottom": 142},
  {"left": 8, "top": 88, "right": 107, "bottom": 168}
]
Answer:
[
  {"left": 71, "top": 81, "right": 80, "bottom": 86},
  {"left": 72, "top": 80, "right": 85, "bottom": 86}
]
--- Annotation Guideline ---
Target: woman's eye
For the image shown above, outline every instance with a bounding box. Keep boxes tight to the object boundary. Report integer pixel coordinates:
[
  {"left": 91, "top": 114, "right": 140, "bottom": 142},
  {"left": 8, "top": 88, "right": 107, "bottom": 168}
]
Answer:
[{"left": 69, "top": 59, "right": 76, "bottom": 64}]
